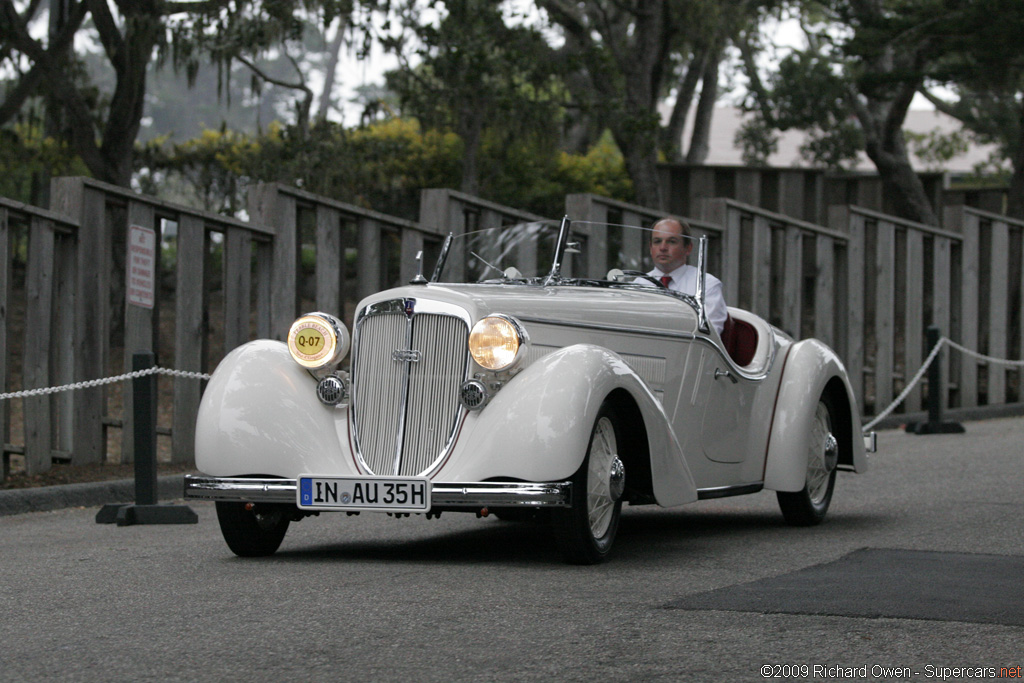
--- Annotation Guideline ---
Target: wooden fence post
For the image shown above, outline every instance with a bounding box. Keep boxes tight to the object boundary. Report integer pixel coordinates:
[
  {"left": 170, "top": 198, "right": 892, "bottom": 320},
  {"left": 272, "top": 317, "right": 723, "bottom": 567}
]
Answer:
[
  {"left": 173, "top": 214, "right": 206, "bottom": 464},
  {"left": 23, "top": 216, "right": 55, "bottom": 474}
]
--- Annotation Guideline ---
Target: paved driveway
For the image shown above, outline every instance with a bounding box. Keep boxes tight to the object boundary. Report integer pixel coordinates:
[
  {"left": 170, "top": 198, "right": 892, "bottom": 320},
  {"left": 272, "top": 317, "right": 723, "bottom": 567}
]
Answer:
[{"left": 0, "top": 418, "right": 1021, "bottom": 682}]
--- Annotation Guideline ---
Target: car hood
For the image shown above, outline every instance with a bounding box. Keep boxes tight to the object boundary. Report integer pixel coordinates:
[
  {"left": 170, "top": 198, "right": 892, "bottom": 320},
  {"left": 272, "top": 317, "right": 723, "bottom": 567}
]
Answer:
[{"left": 357, "top": 283, "right": 700, "bottom": 337}]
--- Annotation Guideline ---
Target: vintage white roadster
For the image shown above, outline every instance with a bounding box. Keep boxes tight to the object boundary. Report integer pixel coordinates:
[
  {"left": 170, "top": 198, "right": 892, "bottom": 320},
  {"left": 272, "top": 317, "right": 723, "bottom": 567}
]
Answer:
[{"left": 184, "top": 217, "right": 871, "bottom": 563}]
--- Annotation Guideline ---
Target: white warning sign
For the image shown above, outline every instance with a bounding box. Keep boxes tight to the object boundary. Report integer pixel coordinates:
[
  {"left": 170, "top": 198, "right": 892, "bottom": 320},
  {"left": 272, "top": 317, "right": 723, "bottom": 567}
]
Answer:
[{"left": 127, "top": 224, "right": 156, "bottom": 309}]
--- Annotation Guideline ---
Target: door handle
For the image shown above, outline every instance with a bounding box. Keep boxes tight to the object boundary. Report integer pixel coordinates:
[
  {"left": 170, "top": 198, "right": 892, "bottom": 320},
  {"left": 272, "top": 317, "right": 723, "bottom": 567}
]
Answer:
[{"left": 714, "top": 367, "right": 737, "bottom": 384}]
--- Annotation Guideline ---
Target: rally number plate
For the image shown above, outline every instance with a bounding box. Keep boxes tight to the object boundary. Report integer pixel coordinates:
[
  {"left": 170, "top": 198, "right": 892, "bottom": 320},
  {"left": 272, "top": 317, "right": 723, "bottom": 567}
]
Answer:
[{"left": 297, "top": 475, "right": 431, "bottom": 512}]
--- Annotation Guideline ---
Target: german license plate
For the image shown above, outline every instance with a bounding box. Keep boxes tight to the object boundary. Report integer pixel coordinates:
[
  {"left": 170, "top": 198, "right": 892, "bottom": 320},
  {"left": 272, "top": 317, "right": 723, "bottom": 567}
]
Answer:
[{"left": 297, "top": 475, "right": 430, "bottom": 512}]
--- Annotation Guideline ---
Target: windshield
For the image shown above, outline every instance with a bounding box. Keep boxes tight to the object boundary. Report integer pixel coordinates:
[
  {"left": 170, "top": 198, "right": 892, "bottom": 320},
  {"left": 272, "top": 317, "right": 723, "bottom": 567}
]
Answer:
[{"left": 430, "top": 218, "right": 704, "bottom": 288}]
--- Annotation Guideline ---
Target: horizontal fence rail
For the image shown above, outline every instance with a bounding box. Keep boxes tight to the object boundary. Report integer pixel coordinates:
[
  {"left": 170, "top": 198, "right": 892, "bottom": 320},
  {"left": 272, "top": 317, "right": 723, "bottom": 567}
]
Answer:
[{"left": 2, "top": 176, "right": 1023, "bottom": 481}]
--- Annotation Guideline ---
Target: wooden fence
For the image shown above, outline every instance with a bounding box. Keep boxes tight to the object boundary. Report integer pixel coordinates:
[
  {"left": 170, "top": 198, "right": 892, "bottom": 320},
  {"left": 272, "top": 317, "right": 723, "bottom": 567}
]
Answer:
[
  {"left": 0, "top": 198, "right": 78, "bottom": 480},
  {"left": 2, "top": 177, "right": 1023, "bottom": 479},
  {"left": 45, "top": 177, "right": 281, "bottom": 470}
]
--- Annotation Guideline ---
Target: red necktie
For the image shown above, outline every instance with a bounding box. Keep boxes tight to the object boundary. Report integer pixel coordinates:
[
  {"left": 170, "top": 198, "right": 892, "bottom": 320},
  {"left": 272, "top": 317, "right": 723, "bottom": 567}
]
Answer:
[{"left": 660, "top": 275, "right": 672, "bottom": 287}]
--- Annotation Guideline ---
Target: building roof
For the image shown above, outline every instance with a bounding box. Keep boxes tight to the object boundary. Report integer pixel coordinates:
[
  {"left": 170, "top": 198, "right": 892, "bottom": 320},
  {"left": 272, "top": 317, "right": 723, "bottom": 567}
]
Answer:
[{"left": 676, "top": 106, "right": 999, "bottom": 174}]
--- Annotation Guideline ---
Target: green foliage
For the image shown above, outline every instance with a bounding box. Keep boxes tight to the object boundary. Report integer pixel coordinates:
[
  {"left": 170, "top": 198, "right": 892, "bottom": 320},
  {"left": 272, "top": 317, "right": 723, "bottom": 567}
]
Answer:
[
  {"left": 134, "top": 116, "right": 632, "bottom": 220},
  {"left": 735, "top": 118, "right": 778, "bottom": 167},
  {"left": 0, "top": 121, "right": 90, "bottom": 204},
  {"left": 904, "top": 128, "right": 971, "bottom": 172}
]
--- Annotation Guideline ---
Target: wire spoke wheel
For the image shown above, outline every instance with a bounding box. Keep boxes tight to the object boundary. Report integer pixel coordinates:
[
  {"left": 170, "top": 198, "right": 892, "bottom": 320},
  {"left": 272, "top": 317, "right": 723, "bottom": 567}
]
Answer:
[{"left": 553, "top": 402, "right": 625, "bottom": 564}]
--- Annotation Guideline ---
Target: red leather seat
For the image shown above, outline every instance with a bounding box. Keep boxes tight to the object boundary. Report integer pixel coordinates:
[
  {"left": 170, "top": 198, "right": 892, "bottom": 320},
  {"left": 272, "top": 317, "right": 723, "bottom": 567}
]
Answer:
[{"left": 721, "top": 315, "right": 758, "bottom": 367}]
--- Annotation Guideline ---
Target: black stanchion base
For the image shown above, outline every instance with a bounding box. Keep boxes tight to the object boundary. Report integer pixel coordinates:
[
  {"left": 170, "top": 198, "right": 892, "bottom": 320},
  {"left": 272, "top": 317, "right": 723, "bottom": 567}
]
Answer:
[
  {"left": 95, "top": 503, "right": 199, "bottom": 526},
  {"left": 905, "top": 421, "right": 966, "bottom": 435}
]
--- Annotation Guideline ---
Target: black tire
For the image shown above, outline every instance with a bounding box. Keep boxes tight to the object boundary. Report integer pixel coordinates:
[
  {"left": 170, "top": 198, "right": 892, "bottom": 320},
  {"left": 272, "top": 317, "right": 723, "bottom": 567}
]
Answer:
[
  {"left": 777, "top": 393, "right": 839, "bottom": 526},
  {"left": 552, "top": 402, "right": 626, "bottom": 564},
  {"left": 215, "top": 501, "right": 291, "bottom": 557}
]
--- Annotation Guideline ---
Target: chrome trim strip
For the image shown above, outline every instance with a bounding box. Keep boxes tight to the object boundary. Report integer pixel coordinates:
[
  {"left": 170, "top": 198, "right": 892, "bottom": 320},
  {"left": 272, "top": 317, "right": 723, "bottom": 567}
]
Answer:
[
  {"left": 183, "top": 476, "right": 297, "bottom": 503},
  {"left": 696, "top": 482, "right": 764, "bottom": 500},
  {"left": 693, "top": 334, "right": 775, "bottom": 382},
  {"left": 393, "top": 312, "right": 415, "bottom": 475},
  {"left": 516, "top": 316, "right": 696, "bottom": 341},
  {"left": 183, "top": 476, "right": 572, "bottom": 508}
]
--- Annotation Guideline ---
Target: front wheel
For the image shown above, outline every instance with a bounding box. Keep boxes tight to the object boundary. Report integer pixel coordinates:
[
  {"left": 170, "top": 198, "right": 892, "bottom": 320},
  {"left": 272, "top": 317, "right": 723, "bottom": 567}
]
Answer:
[
  {"left": 552, "top": 403, "right": 626, "bottom": 564},
  {"left": 216, "top": 501, "right": 291, "bottom": 557},
  {"left": 776, "top": 394, "right": 839, "bottom": 526}
]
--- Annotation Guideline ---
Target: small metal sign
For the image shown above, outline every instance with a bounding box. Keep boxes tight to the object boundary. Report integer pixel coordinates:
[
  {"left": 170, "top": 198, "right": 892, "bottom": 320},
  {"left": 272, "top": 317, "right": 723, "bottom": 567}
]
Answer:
[{"left": 127, "top": 224, "right": 156, "bottom": 309}]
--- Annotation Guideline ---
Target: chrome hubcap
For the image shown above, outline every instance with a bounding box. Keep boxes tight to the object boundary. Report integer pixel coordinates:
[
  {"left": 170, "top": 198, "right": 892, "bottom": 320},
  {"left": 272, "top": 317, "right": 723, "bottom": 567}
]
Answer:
[{"left": 806, "top": 402, "right": 836, "bottom": 506}]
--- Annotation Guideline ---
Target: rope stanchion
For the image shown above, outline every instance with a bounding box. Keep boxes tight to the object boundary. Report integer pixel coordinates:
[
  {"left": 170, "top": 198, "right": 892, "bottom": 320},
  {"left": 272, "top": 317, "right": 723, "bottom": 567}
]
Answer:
[
  {"left": 864, "top": 327, "right": 1024, "bottom": 435},
  {"left": 95, "top": 352, "right": 199, "bottom": 526}
]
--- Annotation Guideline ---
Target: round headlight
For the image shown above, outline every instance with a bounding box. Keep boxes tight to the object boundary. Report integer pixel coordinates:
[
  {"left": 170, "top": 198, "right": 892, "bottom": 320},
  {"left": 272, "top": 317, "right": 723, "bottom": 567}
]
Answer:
[
  {"left": 469, "top": 315, "right": 527, "bottom": 371},
  {"left": 287, "top": 312, "right": 350, "bottom": 369}
]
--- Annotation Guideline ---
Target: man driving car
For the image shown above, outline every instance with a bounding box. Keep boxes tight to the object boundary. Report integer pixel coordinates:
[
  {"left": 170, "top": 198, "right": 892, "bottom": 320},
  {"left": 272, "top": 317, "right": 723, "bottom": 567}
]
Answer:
[{"left": 646, "top": 217, "right": 728, "bottom": 335}]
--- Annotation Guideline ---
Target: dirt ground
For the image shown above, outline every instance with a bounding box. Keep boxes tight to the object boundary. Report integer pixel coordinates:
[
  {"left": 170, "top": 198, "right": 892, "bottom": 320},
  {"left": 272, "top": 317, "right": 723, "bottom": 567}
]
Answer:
[{"left": 0, "top": 459, "right": 197, "bottom": 490}]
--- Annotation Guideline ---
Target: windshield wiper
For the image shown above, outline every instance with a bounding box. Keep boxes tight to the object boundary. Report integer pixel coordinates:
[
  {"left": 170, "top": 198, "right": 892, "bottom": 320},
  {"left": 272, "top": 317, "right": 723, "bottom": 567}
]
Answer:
[{"left": 470, "top": 251, "right": 505, "bottom": 278}]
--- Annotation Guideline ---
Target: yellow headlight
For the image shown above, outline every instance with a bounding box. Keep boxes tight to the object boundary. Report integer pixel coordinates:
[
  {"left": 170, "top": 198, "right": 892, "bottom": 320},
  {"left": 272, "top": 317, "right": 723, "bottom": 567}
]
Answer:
[
  {"left": 469, "top": 315, "right": 526, "bottom": 371},
  {"left": 287, "top": 313, "right": 349, "bottom": 369}
]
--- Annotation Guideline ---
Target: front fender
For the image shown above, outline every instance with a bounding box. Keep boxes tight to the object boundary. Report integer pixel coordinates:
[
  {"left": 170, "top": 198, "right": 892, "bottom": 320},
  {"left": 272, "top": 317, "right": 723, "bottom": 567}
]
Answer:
[
  {"left": 194, "top": 340, "right": 353, "bottom": 477},
  {"left": 438, "top": 344, "right": 698, "bottom": 506},
  {"left": 764, "top": 339, "right": 868, "bottom": 492}
]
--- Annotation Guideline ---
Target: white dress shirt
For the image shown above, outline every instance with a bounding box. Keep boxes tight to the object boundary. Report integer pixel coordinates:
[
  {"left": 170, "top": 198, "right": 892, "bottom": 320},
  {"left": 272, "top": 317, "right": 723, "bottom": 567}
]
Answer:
[{"left": 646, "top": 264, "right": 728, "bottom": 334}]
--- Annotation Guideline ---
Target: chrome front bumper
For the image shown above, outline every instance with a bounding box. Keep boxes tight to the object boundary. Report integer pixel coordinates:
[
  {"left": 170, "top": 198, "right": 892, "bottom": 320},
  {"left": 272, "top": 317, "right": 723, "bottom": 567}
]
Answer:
[{"left": 183, "top": 475, "right": 572, "bottom": 509}]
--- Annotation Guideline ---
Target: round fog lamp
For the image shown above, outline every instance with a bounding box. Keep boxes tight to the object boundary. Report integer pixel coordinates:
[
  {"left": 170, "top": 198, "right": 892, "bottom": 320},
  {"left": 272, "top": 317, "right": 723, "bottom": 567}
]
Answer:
[{"left": 469, "top": 315, "right": 525, "bottom": 371}]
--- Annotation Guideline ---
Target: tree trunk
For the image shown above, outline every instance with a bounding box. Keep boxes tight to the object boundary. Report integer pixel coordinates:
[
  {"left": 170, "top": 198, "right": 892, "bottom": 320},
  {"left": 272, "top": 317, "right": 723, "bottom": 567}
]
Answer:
[
  {"left": 459, "top": 111, "right": 483, "bottom": 196},
  {"left": 662, "top": 48, "right": 707, "bottom": 162},
  {"left": 316, "top": 17, "right": 348, "bottom": 123},
  {"left": 618, "top": 120, "right": 663, "bottom": 209},
  {"left": 686, "top": 47, "right": 722, "bottom": 165}
]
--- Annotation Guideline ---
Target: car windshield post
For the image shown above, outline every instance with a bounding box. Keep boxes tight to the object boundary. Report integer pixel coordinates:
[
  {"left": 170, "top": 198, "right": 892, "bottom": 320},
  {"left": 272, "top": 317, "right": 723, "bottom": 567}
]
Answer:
[
  {"left": 544, "top": 215, "right": 572, "bottom": 285},
  {"left": 696, "top": 234, "right": 709, "bottom": 332},
  {"left": 430, "top": 232, "right": 454, "bottom": 282}
]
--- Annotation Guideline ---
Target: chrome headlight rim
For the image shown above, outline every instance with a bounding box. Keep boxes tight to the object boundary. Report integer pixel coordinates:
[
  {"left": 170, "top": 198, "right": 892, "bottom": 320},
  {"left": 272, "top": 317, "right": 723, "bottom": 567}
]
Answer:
[
  {"left": 468, "top": 313, "right": 529, "bottom": 372},
  {"left": 287, "top": 312, "right": 350, "bottom": 370}
]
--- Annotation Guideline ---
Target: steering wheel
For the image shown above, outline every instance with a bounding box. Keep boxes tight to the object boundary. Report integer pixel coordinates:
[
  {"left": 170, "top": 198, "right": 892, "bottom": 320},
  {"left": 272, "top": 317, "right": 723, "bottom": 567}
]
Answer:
[{"left": 613, "top": 269, "right": 669, "bottom": 288}]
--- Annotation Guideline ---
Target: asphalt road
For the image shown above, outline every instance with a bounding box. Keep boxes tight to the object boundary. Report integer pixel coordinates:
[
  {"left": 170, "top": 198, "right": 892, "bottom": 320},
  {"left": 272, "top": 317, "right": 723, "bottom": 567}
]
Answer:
[{"left": 1, "top": 417, "right": 1021, "bottom": 682}]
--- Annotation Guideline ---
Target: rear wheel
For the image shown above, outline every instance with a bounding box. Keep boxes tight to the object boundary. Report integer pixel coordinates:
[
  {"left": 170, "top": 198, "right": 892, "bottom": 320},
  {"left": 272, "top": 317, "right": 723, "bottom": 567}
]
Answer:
[
  {"left": 553, "top": 403, "right": 626, "bottom": 564},
  {"left": 216, "top": 501, "right": 291, "bottom": 557},
  {"left": 777, "top": 394, "right": 839, "bottom": 526}
]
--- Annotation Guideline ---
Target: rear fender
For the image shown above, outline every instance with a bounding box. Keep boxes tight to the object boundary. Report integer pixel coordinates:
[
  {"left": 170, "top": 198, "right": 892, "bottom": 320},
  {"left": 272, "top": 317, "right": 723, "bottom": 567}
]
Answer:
[
  {"left": 764, "top": 340, "right": 868, "bottom": 492},
  {"left": 440, "top": 344, "right": 698, "bottom": 506}
]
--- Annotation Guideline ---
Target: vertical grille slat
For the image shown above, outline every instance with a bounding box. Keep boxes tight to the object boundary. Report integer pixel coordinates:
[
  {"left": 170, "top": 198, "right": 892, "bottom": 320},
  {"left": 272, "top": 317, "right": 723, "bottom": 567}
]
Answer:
[{"left": 351, "top": 302, "right": 469, "bottom": 476}]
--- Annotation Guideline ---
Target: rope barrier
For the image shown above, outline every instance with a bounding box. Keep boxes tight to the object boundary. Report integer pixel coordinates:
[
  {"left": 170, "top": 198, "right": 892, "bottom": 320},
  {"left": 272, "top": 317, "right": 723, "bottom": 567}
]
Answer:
[
  {"left": 2, "top": 339, "right": 1021, "bottom": 433},
  {"left": 863, "top": 337, "right": 1024, "bottom": 432},
  {"left": 0, "top": 367, "right": 211, "bottom": 401}
]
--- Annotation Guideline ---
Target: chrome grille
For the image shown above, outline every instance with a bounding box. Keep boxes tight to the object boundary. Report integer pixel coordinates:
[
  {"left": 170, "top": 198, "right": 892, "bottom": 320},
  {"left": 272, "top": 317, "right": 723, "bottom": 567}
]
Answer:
[{"left": 351, "top": 300, "right": 470, "bottom": 476}]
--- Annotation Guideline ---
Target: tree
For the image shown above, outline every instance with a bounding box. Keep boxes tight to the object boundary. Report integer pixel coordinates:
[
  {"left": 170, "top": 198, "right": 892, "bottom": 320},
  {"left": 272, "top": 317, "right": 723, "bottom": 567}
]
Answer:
[
  {"left": 739, "top": 0, "right": 962, "bottom": 226},
  {"left": 537, "top": 0, "right": 764, "bottom": 209},
  {"left": 919, "top": 0, "right": 1024, "bottom": 218},
  {"left": 381, "top": 0, "right": 563, "bottom": 196},
  {"left": 0, "top": 0, "right": 351, "bottom": 189},
  {"left": 537, "top": 0, "right": 677, "bottom": 208}
]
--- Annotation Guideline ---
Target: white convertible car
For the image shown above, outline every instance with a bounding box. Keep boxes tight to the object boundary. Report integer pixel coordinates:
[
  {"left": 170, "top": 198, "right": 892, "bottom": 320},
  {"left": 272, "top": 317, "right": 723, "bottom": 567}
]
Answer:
[{"left": 185, "top": 218, "right": 872, "bottom": 563}]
